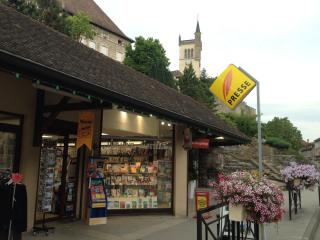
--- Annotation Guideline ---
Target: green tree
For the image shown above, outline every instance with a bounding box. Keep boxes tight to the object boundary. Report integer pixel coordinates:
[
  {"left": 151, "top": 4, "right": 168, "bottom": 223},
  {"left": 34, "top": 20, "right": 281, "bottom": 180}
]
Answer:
[
  {"left": 220, "top": 112, "right": 257, "bottom": 137},
  {"left": 1, "top": 0, "right": 40, "bottom": 19},
  {"left": 265, "top": 137, "right": 291, "bottom": 149},
  {"left": 124, "top": 36, "right": 177, "bottom": 89},
  {"left": 178, "top": 66, "right": 217, "bottom": 111},
  {"left": 65, "top": 11, "right": 96, "bottom": 42},
  {"left": 36, "top": 0, "right": 68, "bottom": 33},
  {"left": 178, "top": 64, "right": 200, "bottom": 100},
  {"left": 198, "top": 69, "right": 217, "bottom": 110},
  {"left": 263, "top": 117, "right": 303, "bottom": 150},
  {"left": 1, "top": 0, "right": 94, "bottom": 40}
]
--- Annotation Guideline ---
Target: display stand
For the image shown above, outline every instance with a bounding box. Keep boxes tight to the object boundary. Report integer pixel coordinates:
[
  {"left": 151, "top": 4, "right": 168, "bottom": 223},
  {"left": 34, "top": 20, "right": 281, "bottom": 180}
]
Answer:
[
  {"left": 32, "top": 213, "right": 55, "bottom": 236},
  {"left": 33, "top": 148, "right": 56, "bottom": 236},
  {"left": 87, "top": 158, "right": 107, "bottom": 225},
  {"left": 194, "top": 188, "right": 215, "bottom": 219}
]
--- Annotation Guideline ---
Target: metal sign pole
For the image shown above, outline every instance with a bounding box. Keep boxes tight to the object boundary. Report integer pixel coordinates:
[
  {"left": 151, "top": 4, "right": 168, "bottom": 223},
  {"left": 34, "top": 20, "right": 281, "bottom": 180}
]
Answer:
[
  {"left": 256, "top": 81, "right": 263, "bottom": 174},
  {"left": 256, "top": 81, "right": 266, "bottom": 240}
]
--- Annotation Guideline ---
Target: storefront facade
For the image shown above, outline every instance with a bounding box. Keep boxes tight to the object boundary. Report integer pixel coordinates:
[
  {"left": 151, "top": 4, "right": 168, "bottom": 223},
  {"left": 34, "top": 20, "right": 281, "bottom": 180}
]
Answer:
[
  {"left": 0, "top": 74, "right": 190, "bottom": 229},
  {"left": 0, "top": 4, "right": 249, "bottom": 232}
]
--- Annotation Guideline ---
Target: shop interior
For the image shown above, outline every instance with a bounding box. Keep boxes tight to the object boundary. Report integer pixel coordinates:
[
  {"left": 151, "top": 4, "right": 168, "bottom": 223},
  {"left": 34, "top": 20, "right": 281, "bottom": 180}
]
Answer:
[
  {"left": 91, "top": 108, "right": 174, "bottom": 213},
  {"left": 34, "top": 105, "right": 175, "bottom": 226}
]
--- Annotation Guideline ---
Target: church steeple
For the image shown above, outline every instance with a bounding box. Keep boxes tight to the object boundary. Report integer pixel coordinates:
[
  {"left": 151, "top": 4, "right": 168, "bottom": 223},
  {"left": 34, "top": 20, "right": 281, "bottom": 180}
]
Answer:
[
  {"left": 178, "top": 20, "right": 202, "bottom": 78},
  {"left": 196, "top": 20, "right": 200, "bottom": 33},
  {"left": 194, "top": 20, "right": 202, "bottom": 56}
]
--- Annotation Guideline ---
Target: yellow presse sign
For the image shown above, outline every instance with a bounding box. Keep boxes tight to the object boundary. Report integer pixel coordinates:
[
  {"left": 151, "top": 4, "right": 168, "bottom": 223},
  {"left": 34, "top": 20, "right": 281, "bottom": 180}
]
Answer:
[{"left": 210, "top": 64, "right": 256, "bottom": 110}]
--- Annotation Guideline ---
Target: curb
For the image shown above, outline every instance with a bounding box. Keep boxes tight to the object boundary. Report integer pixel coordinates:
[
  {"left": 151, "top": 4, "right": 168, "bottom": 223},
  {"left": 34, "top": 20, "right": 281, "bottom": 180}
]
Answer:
[{"left": 301, "top": 208, "right": 320, "bottom": 240}]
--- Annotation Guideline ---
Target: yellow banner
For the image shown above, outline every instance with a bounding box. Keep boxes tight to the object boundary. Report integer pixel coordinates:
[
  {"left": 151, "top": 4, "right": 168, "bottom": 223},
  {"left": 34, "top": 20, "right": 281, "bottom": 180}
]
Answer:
[
  {"left": 210, "top": 64, "right": 256, "bottom": 110},
  {"left": 76, "top": 111, "right": 95, "bottom": 150}
]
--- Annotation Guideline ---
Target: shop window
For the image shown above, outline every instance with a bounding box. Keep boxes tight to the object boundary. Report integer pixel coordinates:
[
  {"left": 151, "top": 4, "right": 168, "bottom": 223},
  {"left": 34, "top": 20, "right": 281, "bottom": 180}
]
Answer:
[
  {"left": 100, "top": 46, "right": 108, "bottom": 56},
  {"left": 96, "top": 111, "right": 174, "bottom": 212},
  {"left": 0, "top": 112, "right": 22, "bottom": 172},
  {"left": 97, "top": 137, "right": 173, "bottom": 210},
  {"left": 0, "top": 132, "right": 16, "bottom": 171}
]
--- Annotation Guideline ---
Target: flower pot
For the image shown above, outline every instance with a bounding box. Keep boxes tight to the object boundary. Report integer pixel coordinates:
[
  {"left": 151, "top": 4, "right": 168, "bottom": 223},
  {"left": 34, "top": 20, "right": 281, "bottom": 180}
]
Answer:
[
  {"left": 293, "top": 179, "right": 301, "bottom": 187},
  {"left": 229, "top": 203, "right": 247, "bottom": 222}
]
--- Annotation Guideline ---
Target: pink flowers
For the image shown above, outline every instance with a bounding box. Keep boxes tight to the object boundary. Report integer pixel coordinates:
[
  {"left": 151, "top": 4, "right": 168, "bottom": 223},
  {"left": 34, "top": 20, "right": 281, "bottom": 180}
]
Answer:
[
  {"left": 280, "top": 162, "right": 320, "bottom": 190},
  {"left": 212, "top": 171, "right": 285, "bottom": 223}
]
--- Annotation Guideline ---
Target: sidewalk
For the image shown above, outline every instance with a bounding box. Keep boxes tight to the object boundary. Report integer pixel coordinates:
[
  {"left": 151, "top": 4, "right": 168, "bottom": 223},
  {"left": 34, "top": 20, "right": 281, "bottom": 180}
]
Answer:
[
  {"left": 266, "top": 189, "right": 319, "bottom": 240},
  {"left": 23, "top": 190, "right": 319, "bottom": 240}
]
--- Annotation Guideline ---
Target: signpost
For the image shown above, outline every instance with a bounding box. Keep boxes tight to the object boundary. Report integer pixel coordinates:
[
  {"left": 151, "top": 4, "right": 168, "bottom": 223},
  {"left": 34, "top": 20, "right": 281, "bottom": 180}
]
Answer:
[
  {"left": 210, "top": 64, "right": 265, "bottom": 239},
  {"left": 209, "top": 64, "right": 262, "bottom": 173},
  {"left": 210, "top": 64, "right": 256, "bottom": 110}
]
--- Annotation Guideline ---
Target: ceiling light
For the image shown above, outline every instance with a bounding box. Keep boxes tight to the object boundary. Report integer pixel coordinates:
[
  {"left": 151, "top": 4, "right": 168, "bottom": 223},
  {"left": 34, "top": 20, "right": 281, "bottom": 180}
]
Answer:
[
  {"left": 161, "top": 121, "right": 165, "bottom": 125},
  {"left": 167, "top": 123, "right": 171, "bottom": 127},
  {"left": 215, "top": 136, "right": 224, "bottom": 140},
  {"left": 42, "top": 135, "right": 53, "bottom": 139}
]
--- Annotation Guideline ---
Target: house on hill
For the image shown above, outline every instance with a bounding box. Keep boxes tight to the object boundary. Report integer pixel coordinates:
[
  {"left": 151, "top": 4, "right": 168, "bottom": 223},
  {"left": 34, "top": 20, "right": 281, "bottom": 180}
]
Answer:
[{"left": 58, "top": 0, "right": 133, "bottom": 62}]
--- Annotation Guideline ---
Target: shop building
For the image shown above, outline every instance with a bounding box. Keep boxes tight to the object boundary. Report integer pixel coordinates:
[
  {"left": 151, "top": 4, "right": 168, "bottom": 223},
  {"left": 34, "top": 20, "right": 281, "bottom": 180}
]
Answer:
[{"left": 0, "top": 4, "right": 249, "bottom": 232}]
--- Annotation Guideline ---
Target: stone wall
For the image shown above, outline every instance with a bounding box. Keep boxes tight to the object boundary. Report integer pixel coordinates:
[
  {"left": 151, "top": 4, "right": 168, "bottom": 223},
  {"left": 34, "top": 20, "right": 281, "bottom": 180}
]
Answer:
[
  {"left": 81, "top": 25, "right": 130, "bottom": 62},
  {"left": 197, "top": 140, "right": 302, "bottom": 186}
]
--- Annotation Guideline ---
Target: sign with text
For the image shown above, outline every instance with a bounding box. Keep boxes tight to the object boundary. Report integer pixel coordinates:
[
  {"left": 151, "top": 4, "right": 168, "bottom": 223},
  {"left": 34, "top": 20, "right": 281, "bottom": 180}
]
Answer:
[
  {"left": 76, "top": 111, "right": 95, "bottom": 150},
  {"left": 192, "top": 138, "right": 210, "bottom": 149},
  {"left": 210, "top": 64, "right": 256, "bottom": 110},
  {"left": 195, "top": 188, "right": 215, "bottom": 211},
  {"left": 195, "top": 191, "right": 209, "bottom": 211}
]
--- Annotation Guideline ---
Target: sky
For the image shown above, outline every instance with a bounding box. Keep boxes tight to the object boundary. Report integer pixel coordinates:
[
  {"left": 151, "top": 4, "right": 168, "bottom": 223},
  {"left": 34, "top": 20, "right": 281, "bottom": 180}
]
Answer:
[{"left": 95, "top": 0, "right": 320, "bottom": 141}]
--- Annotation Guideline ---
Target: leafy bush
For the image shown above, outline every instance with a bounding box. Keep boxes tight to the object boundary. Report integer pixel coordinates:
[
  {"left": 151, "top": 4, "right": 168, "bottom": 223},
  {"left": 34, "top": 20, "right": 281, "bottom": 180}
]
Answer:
[{"left": 265, "top": 137, "right": 291, "bottom": 149}]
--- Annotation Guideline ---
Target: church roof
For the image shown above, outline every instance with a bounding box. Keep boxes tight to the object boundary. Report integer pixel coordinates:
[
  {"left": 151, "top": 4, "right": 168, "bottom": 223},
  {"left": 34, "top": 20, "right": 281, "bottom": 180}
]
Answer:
[{"left": 58, "top": 0, "right": 133, "bottom": 42}]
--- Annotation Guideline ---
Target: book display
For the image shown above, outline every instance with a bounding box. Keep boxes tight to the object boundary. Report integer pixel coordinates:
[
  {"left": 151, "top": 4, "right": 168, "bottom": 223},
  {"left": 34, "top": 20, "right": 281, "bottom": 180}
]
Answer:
[
  {"left": 87, "top": 158, "right": 107, "bottom": 225},
  {"left": 99, "top": 139, "right": 173, "bottom": 210}
]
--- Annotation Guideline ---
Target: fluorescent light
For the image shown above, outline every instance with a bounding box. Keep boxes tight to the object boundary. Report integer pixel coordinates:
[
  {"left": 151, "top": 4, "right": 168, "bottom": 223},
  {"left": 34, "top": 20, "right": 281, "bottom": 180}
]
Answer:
[
  {"left": 101, "top": 133, "right": 109, "bottom": 136},
  {"left": 215, "top": 136, "right": 224, "bottom": 140},
  {"left": 42, "top": 135, "right": 53, "bottom": 139}
]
